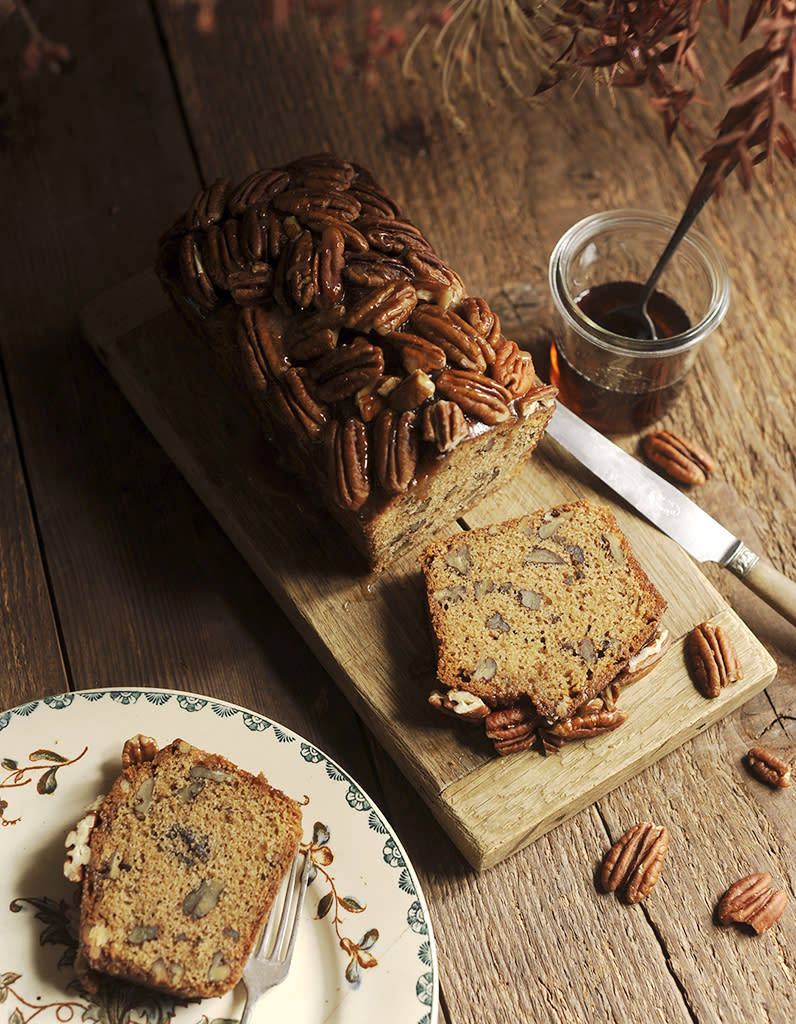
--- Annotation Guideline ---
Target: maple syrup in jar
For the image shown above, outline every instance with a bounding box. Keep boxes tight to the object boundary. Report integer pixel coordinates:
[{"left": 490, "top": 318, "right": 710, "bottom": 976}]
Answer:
[{"left": 548, "top": 210, "right": 730, "bottom": 434}]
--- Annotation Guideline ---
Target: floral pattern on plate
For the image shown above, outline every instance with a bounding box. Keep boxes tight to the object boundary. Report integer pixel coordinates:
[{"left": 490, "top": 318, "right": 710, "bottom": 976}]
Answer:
[{"left": 1, "top": 688, "right": 437, "bottom": 1024}]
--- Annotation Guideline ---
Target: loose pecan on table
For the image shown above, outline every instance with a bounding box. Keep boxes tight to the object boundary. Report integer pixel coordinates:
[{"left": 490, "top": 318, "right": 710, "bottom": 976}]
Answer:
[
  {"left": 745, "top": 746, "right": 792, "bottom": 788},
  {"left": 716, "top": 873, "right": 789, "bottom": 933},
  {"left": 641, "top": 429, "right": 716, "bottom": 486},
  {"left": 685, "top": 621, "right": 744, "bottom": 698},
  {"left": 600, "top": 822, "right": 669, "bottom": 903}
]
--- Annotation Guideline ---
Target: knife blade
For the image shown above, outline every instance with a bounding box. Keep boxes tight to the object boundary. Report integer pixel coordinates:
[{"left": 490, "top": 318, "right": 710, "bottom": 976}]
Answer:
[{"left": 545, "top": 401, "right": 796, "bottom": 627}]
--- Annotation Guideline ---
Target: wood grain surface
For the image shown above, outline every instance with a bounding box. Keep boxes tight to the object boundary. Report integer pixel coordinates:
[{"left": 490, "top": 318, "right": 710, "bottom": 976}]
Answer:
[
  {"left": 1, "top": 1, "right": 795, "bottom": 1021},
  {"left": 81, "top": 269, "right": 777, "bottom": 869}
]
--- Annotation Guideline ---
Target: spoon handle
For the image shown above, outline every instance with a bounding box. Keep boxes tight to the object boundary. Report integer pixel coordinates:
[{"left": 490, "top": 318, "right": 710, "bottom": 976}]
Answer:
[{"left": 639, "top": 179, "right": 715, "bottom": 306}]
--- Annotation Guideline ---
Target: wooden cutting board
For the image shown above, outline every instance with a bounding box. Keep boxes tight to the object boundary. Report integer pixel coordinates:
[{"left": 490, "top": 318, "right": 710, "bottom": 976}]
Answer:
[{"left": 81, "top": 270, "right": 777, "bottom": 870}]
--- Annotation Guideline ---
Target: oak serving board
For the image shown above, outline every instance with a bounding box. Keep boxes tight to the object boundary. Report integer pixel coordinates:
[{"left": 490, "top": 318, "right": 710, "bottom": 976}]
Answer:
[{"left": 81, "top": 270, "right": 777, "bottom": 870}]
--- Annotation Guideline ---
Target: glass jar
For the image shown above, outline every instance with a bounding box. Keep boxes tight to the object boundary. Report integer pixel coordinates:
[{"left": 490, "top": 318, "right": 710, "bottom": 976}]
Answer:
[{"left": 548, "top": 209, "right": 730, "bottom": 433}]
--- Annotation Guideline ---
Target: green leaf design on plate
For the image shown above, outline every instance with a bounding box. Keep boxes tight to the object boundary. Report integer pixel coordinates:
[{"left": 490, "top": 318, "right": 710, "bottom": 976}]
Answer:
[{"left": 29, "top": 749, "right": 69, "bottom": 763}]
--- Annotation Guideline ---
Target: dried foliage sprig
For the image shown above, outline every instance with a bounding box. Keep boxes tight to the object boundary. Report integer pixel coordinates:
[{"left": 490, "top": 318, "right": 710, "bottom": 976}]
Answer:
[{"left": 2, "top": 0, "right": 72, "bottom": 77}]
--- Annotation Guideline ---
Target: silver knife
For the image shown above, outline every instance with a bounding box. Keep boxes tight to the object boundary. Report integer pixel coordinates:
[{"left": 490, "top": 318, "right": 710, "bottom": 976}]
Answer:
[{"left": 546, "top": 402, "right": 796, "bottom": 628}]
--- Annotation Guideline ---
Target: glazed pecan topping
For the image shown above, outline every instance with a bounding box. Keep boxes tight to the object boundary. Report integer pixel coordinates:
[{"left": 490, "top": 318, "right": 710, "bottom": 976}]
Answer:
[
  {"left": 745, "top": 746, "right": 792, "bottom": 788},
  {"left": 226, "top": 168, "right": 290, "bottom": 217},
  {"left": 270, "top": 367, "right": 328, "bottom": 441},
  {"left": 238, "top": 306, "right": 287, "bottom": 384},
  {"left": 344, "top": 281, "right": 417, "bottom": 335},
  {"left": 228, "top": 263, "right": 274, "bottom": 307},
  {"left": 387, "top": 369, "right": 435, "bottom": 412},
  {"left": 284, "top": 308, "right": 341, "bottom": 361},
  {"left": 490, "top": 339, "right": 536, "bottom": 398},
  {"left": 326, "top": 417, "right": 370, "bottom": 511},
  {"left": 717, "top": 873, "right": 789, "bottom": 933},
  {"left": 283, "top": 227, "right": 318, "bottom": 310},
  {"left": 384, "top": 331, "right": 447, "bottom": 375},
  {"left": 178, "top": 233, "right": 218, "bottom": 311},
  {"left": 686, "top": 621, "right": 743, "bottom": 698},
  {"left": 641, "top": 429, "right": 716, "bottom": 486},
  {"left": 309, "top": 336, "right": 384, "bottom": 403},
  {"left": 343, "top": 251, "right": 413, "bottom": 289},
  {"left": 600, "top": 822, "right": 669, "bottom": 903},
  {"left": 317, "top": 225, "right": 345, "bottom": 308},
  {"left": 201, "top": 220, "right": 245, "bottom": 289},
  {"left": 372, "top": 408, "right": 418, "bottom": 493},
  {"left": 409, "top": 304, "right": 488, "bottom": 372},
  {"left": 460, "top": 296, "right": 500, "bottom": 359},
  {"left": 436, "top": 368, "right": 513, "bottom": 425},
  {"left": 422, "top": 399, "right": 469, "bottom": 453},
  {"left": 185, "top": 176, "right": 230, "bottom": 231},
  {"left": 272, "top": 186, "right": 362, "bottom": 223},
  {"left": 361, "top": 218, "right": 432, "bottom": 256}
]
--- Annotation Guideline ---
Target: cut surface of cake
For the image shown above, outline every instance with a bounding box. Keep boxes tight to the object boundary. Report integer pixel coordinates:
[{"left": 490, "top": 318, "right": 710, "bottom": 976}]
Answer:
[
  {"left": 421, "top": 500, "right": 667, "bottom": 724},
  {"left": 64, "top": 736, "right": 302, "bottom": 998},
  {"left": 156, "top": 152, "right": 557, "bottom": 570}
]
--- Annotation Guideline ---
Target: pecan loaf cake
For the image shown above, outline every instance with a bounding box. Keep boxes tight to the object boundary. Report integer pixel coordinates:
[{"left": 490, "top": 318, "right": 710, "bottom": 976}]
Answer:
[
  {"left": 64, "top": 736, "right": 302, "bottom": 998},
  {"left": 156, "top": 153, "right": 557, "bottom": 570},
  {"left": 421, "top": 500, "right": 669, "bottom": 755}
]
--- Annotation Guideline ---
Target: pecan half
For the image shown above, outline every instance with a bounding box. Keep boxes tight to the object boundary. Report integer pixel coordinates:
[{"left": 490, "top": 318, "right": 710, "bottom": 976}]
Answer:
[
  {"left": 283, "top": 227, "right": 318, "bottom": 309},
  {"left": 228, "top": 263, "right": 274, "bottom": 307},
  {"left": 409, "top": 304, "right": 488, "bottom": 372},
  {"left": 405, "top": 249, "right": 465, "bottom": 306},
  {"left": 600, "top": 822, "right": 669, "bottom": 903},
  {"left": 272, "top": 186, "right": 362, "bottom": 223},
  {"left": 641, "top": 429, "right": 716, "bottom": 486},
  {"left": 544, "top": 708, "right": 628, "bottom": 741},
  {"left": 717, "top": 873, "right": 789, "bottom": 933},
  {"left": 270, "top": 367, "right": 328, "bottom": 440},
  {"left": 383, "top": 331, "right": 447, "bottom": 375},
  {"left": 177, "top": 233, "right": 218, "bottom": 311},
  {"left": 484, "top": 706, "right": 538, "bottom": 756},
  {"left": 422, "top": 399, "right": 469, "bottom": 453},
  {"left": 344, "top": 281, "right": 418, "bottom": 335},
  {"left": 490, "top": 339, "right": 536, "bottom": 398},
  {"left": 745, "top": 746, "right": 792, "bottom": 788},
  {"left": 686, "top": 621, "right": 744, "bottom": 698},
  {"left": 121, "top": 734, "right": 158, "bottom": 768},
  {"left": 325, "top": 417, "right": 370, "bottom": 511},
  {"left": 226, "top": 168, "right": 290, "bottom": 216},
  {"left": 435, "top": 369, "right": 512, "bottom": 425},
  {"left": 428, "top": 688, "right": 491, "bottom": 721},
  {"left": 284, "top": 308, "right": 342, "bottom": 361},
  {"left": 343, "top": 252, "right": 412, "bottom": 289},
  {"left": 361, "top": 218, "right": 432, "bottom": 256},
  {"left": 317, "top": 225, "right": 345, "bottom": 308},
  {"left": 459, "top": 296, "right": 500, "bottom": 361},
  {"left": 308, "top": 336, "right": 384, "bottom": 403},
  {"left": 184, "top": 177, "right": 230, "bottom": 230},
  {"left": 372, "top": 408, "right": 418, "bottom": 493},
  {"left": 348, "top": 180, "right": 403, "bottom": 220},
  {"left": 201, "top": 220, "right": 245, "bottom": 289},
  {"left": 238, "top": 306, "right": 287, "bottom": 384}
]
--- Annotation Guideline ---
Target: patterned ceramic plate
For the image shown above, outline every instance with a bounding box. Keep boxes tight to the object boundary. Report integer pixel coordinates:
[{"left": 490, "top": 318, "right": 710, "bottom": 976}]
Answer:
[{"left": 0, "top": 688, "right": 437, "bottom": 1024}]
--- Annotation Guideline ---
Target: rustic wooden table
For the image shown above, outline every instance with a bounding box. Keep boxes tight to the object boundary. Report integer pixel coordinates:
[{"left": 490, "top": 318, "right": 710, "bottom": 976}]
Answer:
[{"left": 2, "top": 3, "right": 795, "bottom": 1021}]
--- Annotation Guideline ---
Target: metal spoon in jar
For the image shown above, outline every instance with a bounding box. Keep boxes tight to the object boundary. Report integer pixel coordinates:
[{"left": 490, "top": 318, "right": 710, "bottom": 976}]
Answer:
[{"left": 606, "top": 185, "right": 716, "bottom": 341}]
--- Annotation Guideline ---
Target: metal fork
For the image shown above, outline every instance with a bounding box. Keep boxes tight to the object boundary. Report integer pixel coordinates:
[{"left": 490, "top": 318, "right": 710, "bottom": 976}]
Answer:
[{"left": 239, "top": 849, "right": 311, "bottom": 1024}]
